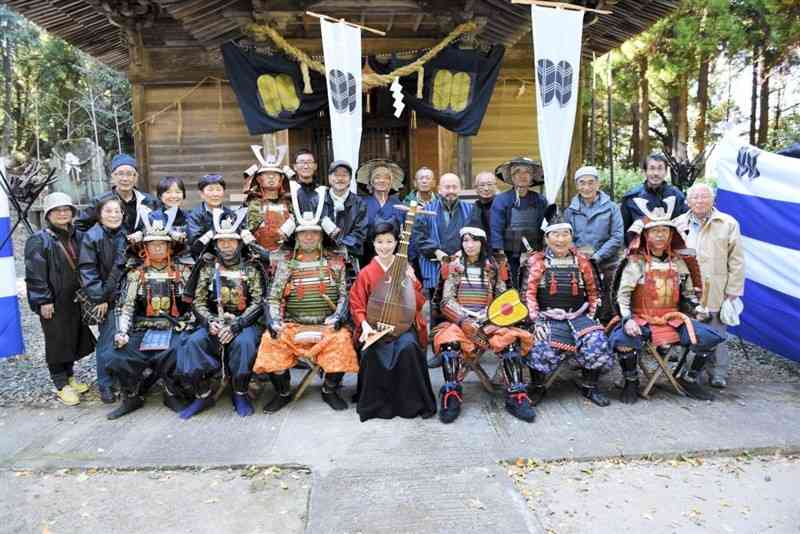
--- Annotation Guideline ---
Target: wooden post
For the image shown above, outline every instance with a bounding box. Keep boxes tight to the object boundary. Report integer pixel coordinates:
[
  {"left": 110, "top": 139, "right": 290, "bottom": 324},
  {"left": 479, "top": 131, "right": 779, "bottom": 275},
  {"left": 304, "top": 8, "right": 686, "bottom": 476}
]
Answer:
[
  {"left": 607, "top": 51, "right": 614, "bottom": 201},
  {"left": 457, "top": 135, "right": 472, "bottom": 187},
  {"left": 131, "top": 82, "right": 150, "bottom": 193},
  {"left": 437, "top": 126, "right": 458, "bottom": 178}
]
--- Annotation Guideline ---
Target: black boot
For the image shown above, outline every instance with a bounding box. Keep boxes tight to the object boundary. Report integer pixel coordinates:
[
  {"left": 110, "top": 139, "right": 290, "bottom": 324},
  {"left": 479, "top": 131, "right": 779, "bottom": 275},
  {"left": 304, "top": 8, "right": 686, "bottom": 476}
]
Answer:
[
  {"left": 162, "top": 388, "right": 189, "bottom": 413},
  {"left": 264, "top": 372, "right": 292, "bottom": 413},
  {"left": 578, "top": 369, "right": 610, "bottom": 407},
  {"left": 140, "top": 369, "right": 159, "bottom": 396},
  {"left": 527, "top": 370, "right": 547, "bottom": 406},
  {"left": 321, "top": 373, "right": 347, "bottom": 411},
  {"left": 678, "top": 352, "right": 715, "bottom": 401},
  {"left": 438, "top": 385, "right": 462, "bottom": 424},
  {"left": 505, "top": 390, "right": 536, "bottom": 422},
  {"left": 618, "top": 352, "right": 640, "bottom": 404},
  {"left": 98, "top": 384, "right": 117, "bottom": 404},
  {"left": 106, "top": 391, "right": 144, "bottom": 420}
]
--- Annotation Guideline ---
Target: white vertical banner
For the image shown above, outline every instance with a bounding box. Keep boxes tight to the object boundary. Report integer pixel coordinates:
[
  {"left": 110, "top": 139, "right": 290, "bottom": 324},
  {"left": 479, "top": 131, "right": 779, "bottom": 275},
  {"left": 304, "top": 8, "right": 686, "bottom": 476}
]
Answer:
[
  {"left": 531, "top": 6, "right": 584, "bottom": 204},
  {"left": 321, "top": 19, "right": 362, "bottom": 190}
]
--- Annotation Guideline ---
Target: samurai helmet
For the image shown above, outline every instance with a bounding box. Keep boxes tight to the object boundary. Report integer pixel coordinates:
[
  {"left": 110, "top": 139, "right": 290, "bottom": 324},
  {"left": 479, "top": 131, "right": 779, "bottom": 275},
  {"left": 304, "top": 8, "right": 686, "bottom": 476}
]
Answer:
[
  {"left": 212, "top": 207, "right": 248, "bottom": 241},
  {"left": 295, "top": 210, "right": 322, "bottom": 233},
  {"left": 250, "top": 144, "right": 294, "bottom": 178},
  {"left": 140, "top": 206, "right": 179, "bottom": 243}
]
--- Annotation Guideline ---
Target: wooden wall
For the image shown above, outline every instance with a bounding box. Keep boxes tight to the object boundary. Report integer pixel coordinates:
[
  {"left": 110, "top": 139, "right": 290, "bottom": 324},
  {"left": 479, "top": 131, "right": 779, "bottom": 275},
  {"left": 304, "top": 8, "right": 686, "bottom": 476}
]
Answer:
[{"left": 134, "top": 82, "right": 263, "bottom": 205}]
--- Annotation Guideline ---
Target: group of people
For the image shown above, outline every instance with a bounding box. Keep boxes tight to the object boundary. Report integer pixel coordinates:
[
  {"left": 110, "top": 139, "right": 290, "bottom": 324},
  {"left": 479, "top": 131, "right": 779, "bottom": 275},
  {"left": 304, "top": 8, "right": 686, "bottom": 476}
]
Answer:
[{"left": 23, "top": 148, "right": 745, "bottom": 425}]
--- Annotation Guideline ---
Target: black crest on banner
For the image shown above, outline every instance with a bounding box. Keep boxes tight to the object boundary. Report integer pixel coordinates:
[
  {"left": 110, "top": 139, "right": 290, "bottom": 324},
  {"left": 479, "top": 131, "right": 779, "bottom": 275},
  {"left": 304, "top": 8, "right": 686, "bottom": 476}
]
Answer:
[
  {"left": 736, "top": 146, "right": 761, "bottom": 181},
  {"left": 328, "top": 69, "right": 358, "bottom": 114}
]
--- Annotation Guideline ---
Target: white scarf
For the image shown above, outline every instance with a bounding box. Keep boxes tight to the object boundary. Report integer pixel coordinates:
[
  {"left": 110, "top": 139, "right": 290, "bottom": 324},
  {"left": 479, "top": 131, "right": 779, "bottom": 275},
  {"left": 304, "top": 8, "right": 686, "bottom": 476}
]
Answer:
[{"left": 330, "top": 189, "right": 349, "bottom": 214}]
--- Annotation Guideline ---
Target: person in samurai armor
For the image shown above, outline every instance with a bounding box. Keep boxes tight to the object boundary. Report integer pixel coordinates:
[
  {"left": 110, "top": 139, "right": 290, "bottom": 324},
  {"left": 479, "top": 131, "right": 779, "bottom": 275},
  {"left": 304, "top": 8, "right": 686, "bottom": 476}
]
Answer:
[
  {"left": 177, "top": 209, "right": 265, "bottom": 419},
  {"left": 526, "top": 218, "right": 615, "bottom": 407},
  {"left": 244, "top": 148, "right": 294, "bottom": 257},
  {"left": 105, "top": 210, "right": 193, "bottom": 419},
  {"left": 253, "top": 210, "right": 358, "bottom": 413},
  {"left": 609, "top": 205, "right": 724, "bottom": 403},
  {"left": 432, "top": 226, "right": 535, "bottom": 423}
]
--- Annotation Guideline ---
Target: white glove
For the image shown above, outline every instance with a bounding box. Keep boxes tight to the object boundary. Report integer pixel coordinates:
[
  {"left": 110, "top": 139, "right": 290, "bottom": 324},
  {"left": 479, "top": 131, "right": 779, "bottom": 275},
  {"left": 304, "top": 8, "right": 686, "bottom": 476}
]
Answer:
[
  {"left": 321, "top": 216, "right": 338, "bottom": 237},
  {"left": 240, "top": 229, "right": 255, "bottom": 245},
  {"left": 199, "top": 230, "right": 213, "bottom": 245},
  {"left": 280, "top": 217, "right": 296, "bottom": 238},
  {"left": 694, "top": 305, "right": 710, "bottom": 322}
]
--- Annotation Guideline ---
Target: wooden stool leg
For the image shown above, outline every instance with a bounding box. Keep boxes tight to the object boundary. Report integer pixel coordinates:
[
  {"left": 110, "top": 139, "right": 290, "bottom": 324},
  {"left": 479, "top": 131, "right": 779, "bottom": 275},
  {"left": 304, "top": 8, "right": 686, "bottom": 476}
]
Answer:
[
  {"left": 292, "top": 358, "right": 323, "bottom": 402},
  {"left": 467, "top": 360, "right": 496, "bottom": 394},
  {"left": 645, "top": 345, "right": 686, "bottom": 397},
  {"left": 544, "top": 360, "right": 566, "bottom": 389}
]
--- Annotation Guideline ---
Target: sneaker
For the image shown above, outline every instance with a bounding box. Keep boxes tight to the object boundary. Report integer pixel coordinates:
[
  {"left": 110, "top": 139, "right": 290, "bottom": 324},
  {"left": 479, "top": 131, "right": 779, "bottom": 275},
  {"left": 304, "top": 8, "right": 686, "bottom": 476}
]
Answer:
[
  {"left": 57, "top": 385, "right": 80, "bottom": 406},
  {"left": 68, "top": 376, "right": 90, "bottom": 394}
]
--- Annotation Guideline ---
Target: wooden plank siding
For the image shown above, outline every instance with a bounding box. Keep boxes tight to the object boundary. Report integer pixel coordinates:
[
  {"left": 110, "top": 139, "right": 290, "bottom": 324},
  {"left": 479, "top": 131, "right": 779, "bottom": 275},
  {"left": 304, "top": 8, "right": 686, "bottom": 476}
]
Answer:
[{"left": 138, "top": 83, "right": 263, "bottom": 205}]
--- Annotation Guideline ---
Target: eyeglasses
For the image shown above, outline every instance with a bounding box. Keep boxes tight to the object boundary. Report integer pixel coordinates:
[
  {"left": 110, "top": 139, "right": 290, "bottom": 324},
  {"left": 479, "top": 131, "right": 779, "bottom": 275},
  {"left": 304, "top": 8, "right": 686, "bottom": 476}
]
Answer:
[
  {"left": 295, "top": 160, "right": 316, "bottom": 167},
  {"left": 114, "top": 171, "right": 137, "bottom": 178}
]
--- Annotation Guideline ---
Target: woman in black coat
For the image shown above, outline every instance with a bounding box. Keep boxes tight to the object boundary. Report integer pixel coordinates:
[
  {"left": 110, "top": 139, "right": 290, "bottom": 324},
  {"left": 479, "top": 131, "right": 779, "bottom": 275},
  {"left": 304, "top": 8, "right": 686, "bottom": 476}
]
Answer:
[
  {"left": 25, "top": 193, "right": 96, "bottom": 405},
  {"left": 78, "top": 196, "right": 128, "bottom": 403}
]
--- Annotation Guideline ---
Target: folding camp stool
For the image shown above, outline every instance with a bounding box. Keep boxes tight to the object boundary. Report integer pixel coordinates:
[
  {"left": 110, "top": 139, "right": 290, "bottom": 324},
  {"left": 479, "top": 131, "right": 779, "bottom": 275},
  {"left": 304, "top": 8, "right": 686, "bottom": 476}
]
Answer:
[
  {"left": 292, "top": 356, "right": 324, "bottom": 402},
  {"left": 639, "top": 344, "right": 689, "bottom": 398},
  {"left": 463, "top": 357, "right": 497, "bottom": 394}
]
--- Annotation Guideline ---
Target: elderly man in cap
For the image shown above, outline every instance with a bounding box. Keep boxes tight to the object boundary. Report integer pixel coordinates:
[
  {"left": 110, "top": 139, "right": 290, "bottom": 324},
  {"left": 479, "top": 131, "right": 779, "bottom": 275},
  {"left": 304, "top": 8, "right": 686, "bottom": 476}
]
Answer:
[
  {"left": 467, "top": 171, "right": 498, "bottom": 238},
  {"left": 321, "top": 160, "right": 368, "bottom": 272},
  {"left": 620, "top": 153, "right": 687, "bottom": 240},
  {"left": 563, "top": 166, "right": 624, "bottom": 322},
  {"left": 490, "top": 157, "right": 550, "bottom": 289},
  {"left": 76, "top": 153, "right": 160, "bottom": 233},
  {"left": 674, "top": 183, "right": 745, "bottom": 388},
  {"left": 254, "top": 210, "right": 357, "bottom": 413}
]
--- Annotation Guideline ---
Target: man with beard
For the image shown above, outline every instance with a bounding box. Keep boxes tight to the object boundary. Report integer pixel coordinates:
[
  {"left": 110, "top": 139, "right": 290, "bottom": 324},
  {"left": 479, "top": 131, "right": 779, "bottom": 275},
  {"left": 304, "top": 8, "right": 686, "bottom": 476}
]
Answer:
[
  {"left": 254, "top": 211, "right": 357, "bottom": 413},
  {"left": 609, "top": 205, "right": 724, "bottom": 403},
  {"left": 106, "top": 210, "right": 193, "bottom": 419},
  {"left": 620, "top": 153, "right": 687, "bottom": 241},
  {"left": 76, "top": 154, "right": 160, "bottom": 233},
  {"left": 177, "top": 209, "right": 265, "bottom": 418}
]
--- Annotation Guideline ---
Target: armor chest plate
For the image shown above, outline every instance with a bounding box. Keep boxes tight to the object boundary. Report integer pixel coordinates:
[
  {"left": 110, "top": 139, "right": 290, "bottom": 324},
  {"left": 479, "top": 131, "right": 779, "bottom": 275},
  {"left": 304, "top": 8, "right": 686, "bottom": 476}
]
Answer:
[
  {"left": 456, "top": 265, "right": 492, "bottom": 313},
  {"left": 255, "top": 202, "right": 292, "bottom": 251},
  {"left": 537, "top": 256, "right": 586, "bottom": 311},
  {"left": 137, "top": 268, "right": 180, "bottom": 318},
  {"left": 285, "top": 259, "right": 339, "bottom": 323},
  {"left": 632, "top": 260, "right": 680, "bottom": 315},
  {"left": 212, "top": 267, "right": 250, "bottom": 313}
]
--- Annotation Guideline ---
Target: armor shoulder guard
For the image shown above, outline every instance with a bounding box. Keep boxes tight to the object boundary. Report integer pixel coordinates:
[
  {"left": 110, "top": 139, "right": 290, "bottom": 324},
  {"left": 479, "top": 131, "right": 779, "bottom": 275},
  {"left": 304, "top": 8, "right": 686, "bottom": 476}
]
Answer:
[
  {"left": 527, "top": 251, "right": 546, "bottom": 268},
  {"left": 176, "top": 254, "right": 196, "bottom": 267},
  {"left": 325, "top": 251, "right": 346, "bottom": 272}
]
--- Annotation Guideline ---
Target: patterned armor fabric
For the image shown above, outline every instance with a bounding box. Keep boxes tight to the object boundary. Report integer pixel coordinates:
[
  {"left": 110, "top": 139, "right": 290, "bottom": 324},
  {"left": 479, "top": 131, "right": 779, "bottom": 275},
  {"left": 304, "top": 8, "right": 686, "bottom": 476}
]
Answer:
[
  {"left": 526, "top": 250, "right": 599, "bottom": 319},
  {"left": 193, "top": 260, "right": 263, "bottom": 325},
  {"left": 434, "top": 255, "right": 532, "bottom": 357},
  {"left": 526, "top": 250, "right": 609, "bottom": 369},
  {"left": 117, "top": 263, "right": 191, "bottom": 335},
  {"left": 254, "top": 250, "right": 357, "bottom": 375},
  {"left": 247, "top": 197, "right": 292, "bottom": 252},
  {"left": 272, "top": 253, "right": 348, "bottom": 326}
]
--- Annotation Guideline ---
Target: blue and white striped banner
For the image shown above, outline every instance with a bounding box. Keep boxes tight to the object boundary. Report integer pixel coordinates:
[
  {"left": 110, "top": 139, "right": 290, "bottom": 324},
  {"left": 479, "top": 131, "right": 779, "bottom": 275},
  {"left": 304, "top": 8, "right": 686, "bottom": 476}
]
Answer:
[
  {"left": 0, "top": 159, "right": 25, "bottom": 359},
  {"left": 716, "top": 136, "right": 800, "bottom": 362}
]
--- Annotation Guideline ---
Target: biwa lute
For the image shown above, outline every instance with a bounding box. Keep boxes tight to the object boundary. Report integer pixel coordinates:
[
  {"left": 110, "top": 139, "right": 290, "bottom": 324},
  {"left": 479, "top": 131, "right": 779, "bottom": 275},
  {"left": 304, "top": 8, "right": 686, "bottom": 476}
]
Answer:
[{"left": 362, "top": 201, "right": 427, "bottom": 350}]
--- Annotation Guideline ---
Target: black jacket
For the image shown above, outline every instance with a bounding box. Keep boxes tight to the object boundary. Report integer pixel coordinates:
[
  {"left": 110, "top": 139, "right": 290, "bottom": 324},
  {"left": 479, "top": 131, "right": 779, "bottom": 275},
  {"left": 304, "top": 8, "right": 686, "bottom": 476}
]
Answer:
[
  {"left": 186, "top": 203, "right": 233, "bottom": 258},
  {"left": 467, "top": 198, "right": 494, "bottom": 237},
  {"left": 24, "top": 225, "right": 85, "bottom": 313},
  {"left": 75, "top": 187, "right": 161, "bottom": 233},
  {"left": 322, "top": 191, "right": 369, "bottom": 259},
  {"left": 78, "top": 223, "right": 128, "bottom": 305}
]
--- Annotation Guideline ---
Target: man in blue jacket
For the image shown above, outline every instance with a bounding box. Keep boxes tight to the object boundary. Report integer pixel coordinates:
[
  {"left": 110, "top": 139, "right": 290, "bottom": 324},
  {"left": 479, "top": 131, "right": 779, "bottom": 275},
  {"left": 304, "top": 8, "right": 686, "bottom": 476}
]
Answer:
[
  {"left": 489, "top": 157, "right": 549, "bottom": 289},
  {"left": 620, "top": 153, "right": 687, "bottom": 242},
  {"left": 564, "top": 166, "right": 624, "bottom": 322}
]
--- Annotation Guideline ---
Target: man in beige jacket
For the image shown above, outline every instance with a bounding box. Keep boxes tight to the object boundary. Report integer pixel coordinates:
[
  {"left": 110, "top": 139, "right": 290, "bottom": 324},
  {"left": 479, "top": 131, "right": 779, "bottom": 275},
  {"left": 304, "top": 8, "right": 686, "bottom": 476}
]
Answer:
[{"left": 674, "top": 183, "right": 745, "bottom": 388}]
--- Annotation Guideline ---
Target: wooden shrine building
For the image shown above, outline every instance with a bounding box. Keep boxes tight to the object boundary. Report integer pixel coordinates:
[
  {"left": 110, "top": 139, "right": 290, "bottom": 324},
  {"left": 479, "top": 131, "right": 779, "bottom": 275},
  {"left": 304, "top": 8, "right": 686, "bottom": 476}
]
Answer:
[{"left": 7, "top": 0, "right": 678, "bottom": 203}]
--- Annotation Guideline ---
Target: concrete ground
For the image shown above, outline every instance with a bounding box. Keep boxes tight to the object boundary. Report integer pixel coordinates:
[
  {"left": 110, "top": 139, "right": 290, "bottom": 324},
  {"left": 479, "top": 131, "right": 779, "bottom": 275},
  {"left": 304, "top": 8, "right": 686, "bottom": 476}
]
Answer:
[{"left": 1, "top": 364, "right": 799, "bottom": 533}]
